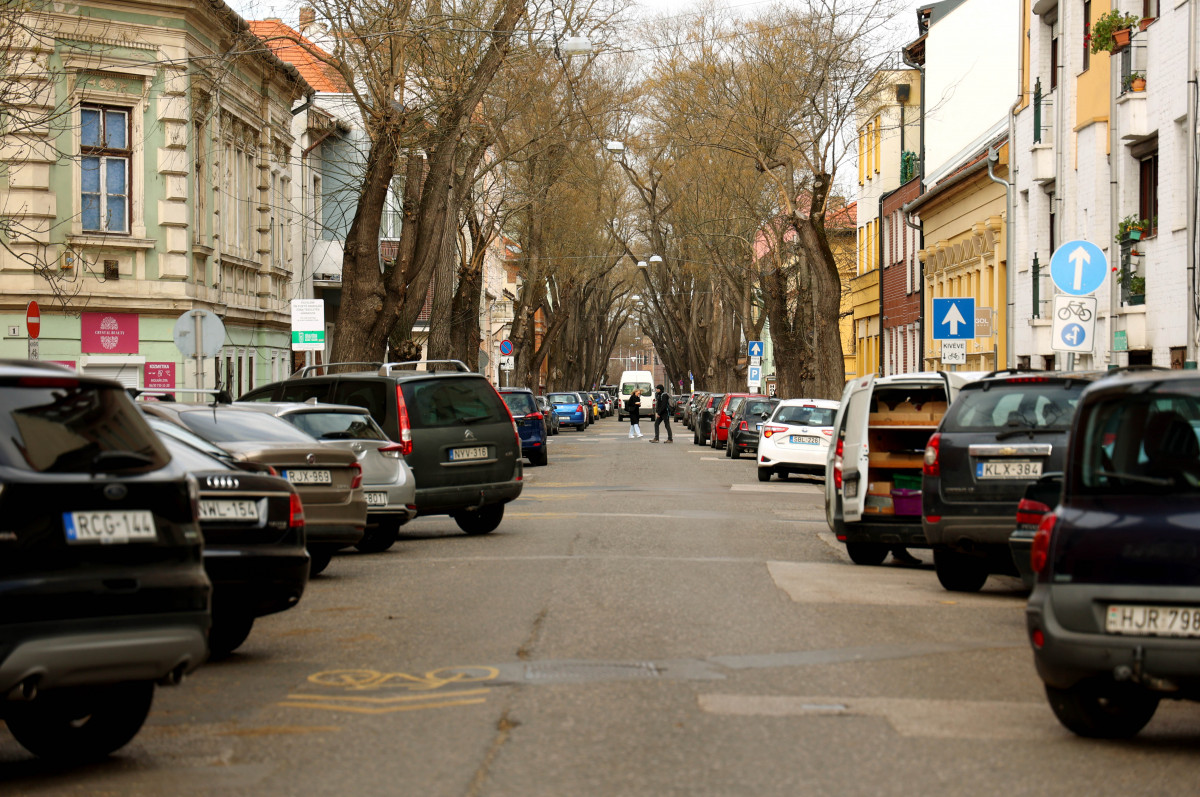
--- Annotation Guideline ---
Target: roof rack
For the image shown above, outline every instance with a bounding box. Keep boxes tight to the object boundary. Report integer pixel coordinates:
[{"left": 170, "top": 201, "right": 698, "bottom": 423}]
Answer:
[
  {"left": 1103, "top": 364, "right": 1174, "bottom": 375},
  {"left": 127, "top": 388, "right": 233, "bottom": 404},
  {"left": 982, "top": 367, "right": 1045, "bottom": 378},
  {"left": 290, "top": 361, "right": 383, "bottom": 378},
  {"left": 378, "top": 360, "right": 472, "bottom": 377}
]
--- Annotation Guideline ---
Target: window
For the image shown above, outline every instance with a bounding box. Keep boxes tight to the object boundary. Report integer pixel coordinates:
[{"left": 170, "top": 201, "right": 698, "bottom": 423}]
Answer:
[
  {"left": 1139, "top": 151, "right": 1158, "bottom": 234},
  {"left": 193, "top": 117, "right": 207, "bottom": 244},
  {"left": 1143, "top": 0, "right": 1158, "bottom": 18},
  {"left": 1050, "top": 34, "right": 1059, "bottom": 90},
  {"left": 1082, "top": 0, "right": 1091, "bottom": 72},
  {"left": 81, "top": 105, "right": 130, "bottom": 233}
]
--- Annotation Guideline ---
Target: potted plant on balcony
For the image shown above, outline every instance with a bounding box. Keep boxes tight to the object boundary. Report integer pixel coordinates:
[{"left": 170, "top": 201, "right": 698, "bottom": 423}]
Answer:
[
  {"left": 1124, "top": 71, "right": 1146, "bottom": 92},
  {"left": 1115, "top": 215, "right": 1150, "bottom": 244},
  {"left": 1090, "top": 10, "right": 1140, "bottom": 54}
]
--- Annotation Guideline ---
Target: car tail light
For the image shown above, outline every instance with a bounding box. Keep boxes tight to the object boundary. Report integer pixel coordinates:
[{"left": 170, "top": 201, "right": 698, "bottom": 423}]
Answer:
[
  {"left": 739, "top": 421, "right": 748, "bottom": 431},
  {"left": 350, "top": 462, "right": 363, "bottom": 490},
  {"left": 577, "top": 404, "right": 584, "bottom": 414},
  {"left": 266, "top": 465, "right": 279, "bottom": 476},
  {"left": 833, "top": 438, "right": 844, "bottom": 489},
  {"left": 529, "top": 412, "right": 544, "bottom": 420},
  {"left": 923, "top": 432, "right": 941, "bottom": 476},
  {"left": 821, "top": 429, "right": 833, "bottom": 436},
  {"left": 492, "top": 385, "right": 520, "bottom": 445},
  {"left": 395, "top": 384, "right": 413, "bottom": 456},
  {"left": 289, "top": 492, "right": 305, "bottom": 527},
  {"left": 1031, "top": 512, "right": 1057, "bottom": 574},
  {"left": 1015, "top": 498, "right": 1052, "bottom": 528},
  {"left": 1007, "top": 376, "right": 1048, "bottom": 383},
  {"left": 379, "top": 443, "right": 406, "bottom": 459},
  {"left": 763, "top": 425, "right": 788, "bottom": 438},
  {"left": 1031, "top": 628, "right": 1045, "bottom": 649}
]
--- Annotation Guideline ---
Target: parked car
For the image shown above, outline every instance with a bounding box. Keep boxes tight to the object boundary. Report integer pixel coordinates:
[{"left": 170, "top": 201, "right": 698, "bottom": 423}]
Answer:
[
  {"left": 923, "top": 371, "right": 1098, "bottom": 592},
  {"left": 0, "top": 362, "right": 210, "bottom": 761},
  {"left": 498, "top": 388, "right": 549, "bottom": 466},
  {"left": 536, "top": 394, "right": 561, "bottom": 435},
  {"left": 152, "top": 427, "right": 308, "bottom": 657},
  {"left": 824, "top": 371, "right": 985, "bottom": 566},
  {"left": 694, "top": 394, "right": 725, "bottom": 446},
  {"left": 712, "top": 394, "right": 762, "bottom": 450},
  {"left": 617, "top": 370, "right": 654, "bottom": 422},
  {"left": 140, "top": 403, "right": 366, "bottom": 575},
  {"left": 1010, "top": 474, "right": 1062, "bottom": 587},
  {"left": 578, "top": 391, "right": 599, "bottom": 423},
  {"left": 239, "top": 360, "right": 522, "bottom": 535},
  {"left": 726, "top": 397, "right": 779, "bottom": 459},
  {"left": 233, "top": 402, "right": 417, "bottom": 553},
  {"left": 548, "top": 391, "right": 589, "bottom": 430},
  {"left": 589, "top": 391, "right": 612, "bottom": 418},
  {"left": 685, "top": 392, "right": 707, "bottom": 430},
  {"left": 672, "top": 394, "right": 687, "bottom": 421},
  {"left": 756, "top": 399, "right": 839, "bottom": 480},
  {"left": 1026, "top": 369, "right": 1200, "bottom": 738}
]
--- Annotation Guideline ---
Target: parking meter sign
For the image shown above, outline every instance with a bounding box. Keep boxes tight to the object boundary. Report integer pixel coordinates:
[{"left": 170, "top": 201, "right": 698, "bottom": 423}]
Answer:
[{"left": 1052, "top": 294, "right": 1097, "bottom": 353}]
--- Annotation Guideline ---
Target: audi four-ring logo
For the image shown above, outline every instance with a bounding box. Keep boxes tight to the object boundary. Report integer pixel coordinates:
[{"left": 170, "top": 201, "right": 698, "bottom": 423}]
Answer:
[{"left": 205, "top": 475, "right": 240, "bottom": 489}]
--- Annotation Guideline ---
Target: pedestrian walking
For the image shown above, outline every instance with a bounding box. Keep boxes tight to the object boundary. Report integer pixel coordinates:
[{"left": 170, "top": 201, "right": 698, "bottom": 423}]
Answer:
[
  {"left": 626, "top": 389, "right": 644, "bottom": 438},
  {"left": 650, "top": 384, "right": 674, "bottom": 443}
]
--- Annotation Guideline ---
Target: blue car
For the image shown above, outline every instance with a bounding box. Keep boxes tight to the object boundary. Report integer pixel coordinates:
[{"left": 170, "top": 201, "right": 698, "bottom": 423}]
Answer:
[
  {"left": 498, "top": 388, "right": 548, "bottom": 466},
  {"left": 548, "top": 391, "right": 589, "bottom": 431}
]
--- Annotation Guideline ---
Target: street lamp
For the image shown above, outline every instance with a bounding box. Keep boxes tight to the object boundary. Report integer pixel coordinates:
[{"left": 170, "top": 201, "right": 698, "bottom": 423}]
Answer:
[
  {"left": 648, "top": 254, "right": 663, "bottom": 265},
  {"left": 561, "top": 35, "right": 593, "bottom": 55},
  {"left": 605, "top": 140, "right": 625, "bottom": 153},
  {"left": 637, "top": 260, "right": 647, "bottom": 269}
]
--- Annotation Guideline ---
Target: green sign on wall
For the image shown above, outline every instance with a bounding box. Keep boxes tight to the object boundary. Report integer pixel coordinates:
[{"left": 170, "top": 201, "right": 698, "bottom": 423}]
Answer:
[{"left": 1114, "top": 330, "right": 1128, "bottom": 352}]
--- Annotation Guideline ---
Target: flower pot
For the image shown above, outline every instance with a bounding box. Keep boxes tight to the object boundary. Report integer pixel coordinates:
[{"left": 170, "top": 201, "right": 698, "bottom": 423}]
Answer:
[
  {"left": 1139, "top": 17, "right": 1154, "bottom": 31},
  {"left": 1128, "top": 294, "right": 1145, "bottom": 306},
  {"left": 1131, "top": 77, "right": 1146, "bottom": 92},
  {"left": 1112, "top": 27, "right": 1132, "bottom": 50}
]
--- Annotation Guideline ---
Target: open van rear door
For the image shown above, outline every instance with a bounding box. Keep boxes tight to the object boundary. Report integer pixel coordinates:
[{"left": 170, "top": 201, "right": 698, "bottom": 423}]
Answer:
[{"left": 826, "top": 375, "right": 874, "bottom": 525}]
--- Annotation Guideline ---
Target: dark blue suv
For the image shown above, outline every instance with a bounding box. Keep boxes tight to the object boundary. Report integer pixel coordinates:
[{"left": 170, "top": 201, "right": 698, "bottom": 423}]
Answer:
[{"left": 498, "top": 388, "right": 548, "bottom": 466}]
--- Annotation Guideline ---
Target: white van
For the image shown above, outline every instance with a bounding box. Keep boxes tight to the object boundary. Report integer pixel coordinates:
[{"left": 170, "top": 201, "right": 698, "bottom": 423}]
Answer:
[
  {"left": 616, "top": 370, "right": 655, "bottom": 422},
  {"left": 824, "top": 371, "right": 986, "bottom": 565}
]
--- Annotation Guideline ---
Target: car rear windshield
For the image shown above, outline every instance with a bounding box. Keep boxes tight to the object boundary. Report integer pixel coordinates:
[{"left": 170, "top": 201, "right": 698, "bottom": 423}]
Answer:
[
  {"left": 1078, "top": 389, "right": 1200, "bottom": 495},
  {"left": 501, "top": 392, "right": 537, "bottom": 417},
  {"left": 622, "top": 382, "right": 651, "bottom": 395},
  {"left": 775, "top": 405, "right": 835, "bottom": 427},
  {"left": 942, "top": 382, "right": 1081, "bottom": 433},
  {"left": 402, "top": 377, "right": 506, "bottom": 428},
  {"left": 177, "top": 410, "right": 319, "bottom": 444},
  {"left": 742, "top": 400, "right": 776, "bottom": 417},
  {"left": 285, "top": 411, "right": 388, "bottom": 441},
  {"left": 548, "top": 393, "right": 578, "bottom": 404},
  {"left": 0, "top": 381, "right": 169, "bottom": 473}
]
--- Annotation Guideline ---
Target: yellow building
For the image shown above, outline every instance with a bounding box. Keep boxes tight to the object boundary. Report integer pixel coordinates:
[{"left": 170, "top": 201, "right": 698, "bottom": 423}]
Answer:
[
  {"left": 830, "top": 202, "right": 858, "bottom": 380},
  {"left": 911, "top": 140, "right": 1010, "bottom": 371}
]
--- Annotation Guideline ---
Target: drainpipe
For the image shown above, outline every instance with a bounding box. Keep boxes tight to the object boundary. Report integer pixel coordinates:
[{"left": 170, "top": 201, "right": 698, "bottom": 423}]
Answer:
[
  {"left": 1109, "top": 27, "right": 1120, "bottom": 370},
  {"left": 902, "top": 46, "right": 926, "bottom": 369},
  {"left": 987, "top": 143, "right": 1013, "bottom": 370},
  {"left": 878, "top": 187, "right": 899, "bottom": 376},
  {"left": 1188, "top": 0, "right": 1198, "bottom": 367}
]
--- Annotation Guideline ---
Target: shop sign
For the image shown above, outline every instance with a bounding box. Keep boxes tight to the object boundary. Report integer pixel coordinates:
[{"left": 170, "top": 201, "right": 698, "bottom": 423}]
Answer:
[
  {"left": 144, "top": 362, "right": 176, "bottom": 391},
  {"left": 81, "top": 312, "right": 139, "bottom": 354}
]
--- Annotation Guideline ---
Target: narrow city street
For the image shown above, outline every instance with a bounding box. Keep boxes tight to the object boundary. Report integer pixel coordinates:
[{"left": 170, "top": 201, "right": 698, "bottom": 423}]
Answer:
[{"left": 5, "top": 418, "right": 1200, "bottom": 796}]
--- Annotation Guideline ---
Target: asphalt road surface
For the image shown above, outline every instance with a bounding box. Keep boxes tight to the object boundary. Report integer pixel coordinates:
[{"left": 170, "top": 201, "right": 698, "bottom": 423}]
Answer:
[{"left": 6, "top": 417, "right": 1200, "bottom": 796}]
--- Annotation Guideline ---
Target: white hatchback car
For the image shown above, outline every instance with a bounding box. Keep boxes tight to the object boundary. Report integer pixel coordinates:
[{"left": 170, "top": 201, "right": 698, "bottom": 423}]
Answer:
[{"left": 757, "top": 399, "right": 840, "bottom": 482}]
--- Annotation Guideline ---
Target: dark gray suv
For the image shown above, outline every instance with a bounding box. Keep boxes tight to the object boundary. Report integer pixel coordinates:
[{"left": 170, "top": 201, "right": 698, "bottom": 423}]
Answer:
[
  {"left": 240, "top": 361, "right": 522, "bottom": 534},
  {"left": 1028, "top": 369, "right": 1200, "bottom": 737}
]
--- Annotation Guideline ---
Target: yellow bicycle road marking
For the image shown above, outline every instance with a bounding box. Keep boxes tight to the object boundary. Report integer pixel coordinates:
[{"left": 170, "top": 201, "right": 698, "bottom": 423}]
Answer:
[
  {"left": 285, "top": 689, "right": 491, "bottom": 704},
  {"left": 279, "top": 697, "right": 488, "bottom": 715}
]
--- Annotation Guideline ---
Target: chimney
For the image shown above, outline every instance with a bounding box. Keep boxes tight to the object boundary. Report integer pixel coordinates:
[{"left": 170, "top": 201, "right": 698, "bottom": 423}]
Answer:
[{"left": 299, "top": 6, "right": 315, "bottom": 34}]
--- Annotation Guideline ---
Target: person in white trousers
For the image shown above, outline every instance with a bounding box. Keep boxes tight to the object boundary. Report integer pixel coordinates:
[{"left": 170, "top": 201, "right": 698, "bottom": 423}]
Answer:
[{"left": 626, "top": 389, "right": 644, "bottom": 438}]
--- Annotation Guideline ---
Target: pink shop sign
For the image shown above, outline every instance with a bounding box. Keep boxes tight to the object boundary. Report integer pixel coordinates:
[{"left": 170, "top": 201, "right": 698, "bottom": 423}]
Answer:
[
  {"left": 144, "top": 362, "right": 175, "bottom": 391},
  {"left": 81, "top": 312, "right": 139, "bottom": 354}
]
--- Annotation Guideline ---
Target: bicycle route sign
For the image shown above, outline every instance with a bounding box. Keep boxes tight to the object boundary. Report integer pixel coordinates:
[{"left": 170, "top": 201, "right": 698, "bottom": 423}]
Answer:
[
  {"left": 1050, "top": 240, "right": 1107, "bottom": 296},
  {"left": 1051, "top": 294, "right": 1097, "bottom": 353}
]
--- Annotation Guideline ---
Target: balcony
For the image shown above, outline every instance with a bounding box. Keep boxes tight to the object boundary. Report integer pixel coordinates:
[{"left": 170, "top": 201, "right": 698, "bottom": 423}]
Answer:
[
  {"left": 1117, "top": 31, "right": 1150, "bottom": 141},
  {"left": 1030, "top": 77, "right": 1054, "bottom": 184}
]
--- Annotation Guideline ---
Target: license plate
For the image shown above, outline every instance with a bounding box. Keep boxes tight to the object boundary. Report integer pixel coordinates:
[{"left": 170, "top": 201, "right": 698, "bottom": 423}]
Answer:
[
  {"left": 1107, "top": 604, "right": 1200, "bottom": 637},
  {"left": 756, "top": 424, "right": 763, "bottom": 431},
  {"left": 365, "top": 492, "right": 388, "bottom": 507},
  {"left": 199, "top": 499, "right": 260, "bottom": 521},
  {"left": 285, "top": 469, "right": 331, "bottom": 485},
  {"left": 63, "top": 510, "right": 156, "bottom": 544},
  {"left": 450, "top": 446, "right": 488, "bottom": 461},
  {"left": 791, "top": 435, "right": 821, "bottom": 445},
  {"left": 977, "top": 460, "right": 1042, "bottom": 479}
]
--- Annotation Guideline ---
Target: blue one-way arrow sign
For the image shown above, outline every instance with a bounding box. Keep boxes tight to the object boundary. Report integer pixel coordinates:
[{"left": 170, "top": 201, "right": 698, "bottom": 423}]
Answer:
[
  {"left": 1050, "top": 239, "right": 1107, "bottom": 296},
  {"left": 747, "top": 340, "right": 764, "bottom": 358},
  {"left": 932, "top": 298, "right": 975, "bottom": 341}
]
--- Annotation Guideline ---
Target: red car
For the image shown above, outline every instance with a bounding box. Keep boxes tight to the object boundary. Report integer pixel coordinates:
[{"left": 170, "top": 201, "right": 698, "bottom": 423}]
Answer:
[{"left": 711, "top": 393, "right": 768, "bottom": 450}]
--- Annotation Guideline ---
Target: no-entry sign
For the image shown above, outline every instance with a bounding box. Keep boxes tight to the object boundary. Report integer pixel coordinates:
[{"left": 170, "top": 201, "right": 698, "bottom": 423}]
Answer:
[{"left": 26, "top": 301, "right": 39, "bottom": 339}]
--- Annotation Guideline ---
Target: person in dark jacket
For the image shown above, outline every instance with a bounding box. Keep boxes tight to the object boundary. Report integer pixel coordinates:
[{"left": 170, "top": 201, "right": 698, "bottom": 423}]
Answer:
[
  {"left": 626, "top": 390, "right": 644, "bottom": 438},
  {"left": 650, "top": 384, "right": 673, "bottom": 443}
]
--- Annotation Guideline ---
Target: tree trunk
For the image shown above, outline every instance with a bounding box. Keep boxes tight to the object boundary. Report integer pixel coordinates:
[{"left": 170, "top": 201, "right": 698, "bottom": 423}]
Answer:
[{"left": 425, "top": 215, "right": 458, "bottom": 361}]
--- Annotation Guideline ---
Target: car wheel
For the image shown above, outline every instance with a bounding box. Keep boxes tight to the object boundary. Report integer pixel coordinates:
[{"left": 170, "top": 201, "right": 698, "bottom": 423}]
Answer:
[
  {"left": 454, "top": 504, "right": 504, "bottom": 535},
  {"left": 5, "top": 681, "right": 155, "bottom": 762},
  {"left": 933, "top": 548, "right": 989, "bottom": 592},
  {"left": 530, "top": 446, "right": 548, "bottom": 467},
  {"left": 208, "top": 613, "right": 255, "bottom": 659},
  {"left": 845, "top": 542, "right": 889, "bottom": 566},
  {"left": 730, "top": 445, "right": 740, "bottom": 460},
  {"left": 1044, "top": 681, "right": 1160, "bottom": 738},
  {"left": 356, "top": 519, "right": 400, "bottom": 553},
  {"left": 308, "top": 547, "right": 334, "bottom": 576},
  {"left": 757, "top": 468, "right": 771, "bottom": 482}
]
